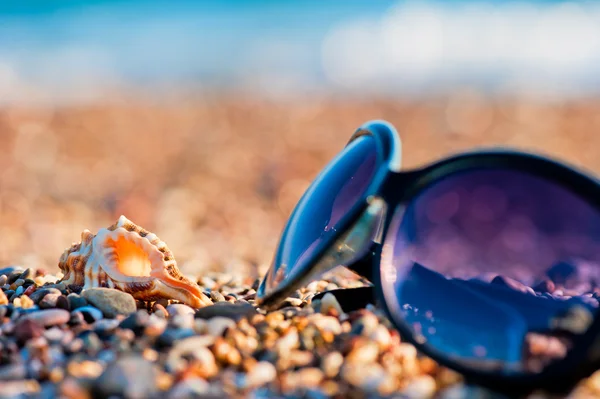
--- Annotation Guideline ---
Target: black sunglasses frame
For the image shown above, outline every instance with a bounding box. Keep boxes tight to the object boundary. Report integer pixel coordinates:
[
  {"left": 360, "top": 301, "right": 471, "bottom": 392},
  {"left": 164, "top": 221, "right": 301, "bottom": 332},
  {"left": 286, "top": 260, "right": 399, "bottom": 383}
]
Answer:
[{"left": 257, "top": 120, "right": 600, "bottom": 396}]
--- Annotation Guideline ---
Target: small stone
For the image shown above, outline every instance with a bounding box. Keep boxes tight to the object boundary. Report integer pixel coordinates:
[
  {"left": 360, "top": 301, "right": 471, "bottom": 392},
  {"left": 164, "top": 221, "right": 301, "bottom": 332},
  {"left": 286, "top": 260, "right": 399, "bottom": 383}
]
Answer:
[
  {"left": 157, "top": 328, "right": 196, "bottom": 348},
  {"left": 66, "top": 293, "right": 88, "bottom": 310},
  {"left": 1, "top": 380, "right": 40, "bottom": 397},
  {"left": 320, "top": 293, "right": 344, "bottom": 316},
  {"left": 0, "top": 290, "right": 8, "bottom": 305},
  {"left": 145, "top": 315, "right": 168, "bottom": 337},
  {"left": 281, "top": 297, "right": 303, "bottom": 308},
  {"left": 351, "top": 312, "right": 379, "bottom": 336},
  {"left": 402, "top": 375, "right": 437, "bottom": 399},
  {"left": 195, "top": 301, "right": 256, "bottom": 321},
  {"left": 30, "top": 288, "right": 62, "bottom": 303},
  {"left": 210, "top": 291, "right": 226, "bottom": 302},
  {"left": 15, "top": 285, "right": 24, "bottom": 296},
  {"left": 246, "top": 361, "right": 277, "bottom": 388},
  {"left": 73, "top": 306, "right": 104, "bottom": 323},
  {"left": 213, "top": 338, "right": 242, "bottom": 366},
  {"left": 39, "top": 294, "right": 60, "bottom": 309},
  {"left": 93, "top": 319, "right": 120, "bottom": 334},
  {"left": 19, "top": 268, "right": 32, "bottom": 280},
  {"left": 370, "top": 325, "right": 392, "bottom": 350},
  {"left": 82, "top": 288, "right": 136, "bottom": 318},
  {"left": 0, "top": 274, "right": 7, "bottom": 286},
  {"left": 14, "top": 319, "right": 44, "bottom": 344},
  {"left": 322, "top": 352, "right": 344, "bottom": 378},
  {"left": 347, "top": 341, "right": 380, "bottom": 364},
  {"left": 153, "top": 303, "right": 168, "bottom": 318},
  {"left": 275, "top": 328, "right": 299, "bottom": 353},
  {"left": 168, "top": 378, "right": 210, "bottom": 399},
  {"left": 92, "top": 355, "right": 159, "bottom": 398},
  {"left": 169, "top": 314, "right": 194, "bottom": 330},
  {"left": 0, "top": 364, "right": 27, "bottom": 380},
  {"left": 166, "top": 304, "right": 195, "bottom": 317},
  {"left": 25, "top": 309, "right": 70, "bottom": 327},
  {"left": 341, "top": 363, "right": 387, "bottom": 392},
  {"left": 120, "top": 311, "right": 149, "bottom": 336},
  {"left": 207, "top": 316, "right": 236, "bottom": 336},
  {"left": 77, "top": 331, "right": 103, "bottom": 354},
  {"left": 282, "top": 368, "right": 324, "bottom": 391},
  {"left": 169, "top": 338, "right": 218, "bottom": 378}
]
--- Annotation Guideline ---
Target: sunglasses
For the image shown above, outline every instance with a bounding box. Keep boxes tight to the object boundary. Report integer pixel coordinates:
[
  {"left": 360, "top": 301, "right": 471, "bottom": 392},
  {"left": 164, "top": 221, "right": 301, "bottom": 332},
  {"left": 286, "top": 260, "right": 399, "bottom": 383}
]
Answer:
[{"left": 255, "top": 120, "right": 600, "bottom": 396}]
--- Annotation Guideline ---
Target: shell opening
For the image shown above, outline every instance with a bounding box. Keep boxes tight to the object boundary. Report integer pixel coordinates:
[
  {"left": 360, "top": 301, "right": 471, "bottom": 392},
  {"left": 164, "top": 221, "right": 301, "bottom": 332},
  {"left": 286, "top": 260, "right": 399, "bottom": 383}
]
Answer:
[{"left": 107, "top": 235, "right": 153, "bottom": 277}]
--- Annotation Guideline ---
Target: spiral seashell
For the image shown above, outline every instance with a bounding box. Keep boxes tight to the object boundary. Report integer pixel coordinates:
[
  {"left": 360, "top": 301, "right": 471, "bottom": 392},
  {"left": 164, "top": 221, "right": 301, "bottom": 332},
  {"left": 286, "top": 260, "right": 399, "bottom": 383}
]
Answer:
[{"left": 58, "top": 215, "right": 212, "bottom": 308}]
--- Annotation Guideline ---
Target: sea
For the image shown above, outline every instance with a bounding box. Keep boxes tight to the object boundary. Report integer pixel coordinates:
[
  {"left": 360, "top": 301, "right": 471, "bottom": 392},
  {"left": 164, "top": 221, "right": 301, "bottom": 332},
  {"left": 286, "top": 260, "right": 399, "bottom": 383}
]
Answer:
[{"left": 1, "top": 0, "right": 600, "bottom": 102}]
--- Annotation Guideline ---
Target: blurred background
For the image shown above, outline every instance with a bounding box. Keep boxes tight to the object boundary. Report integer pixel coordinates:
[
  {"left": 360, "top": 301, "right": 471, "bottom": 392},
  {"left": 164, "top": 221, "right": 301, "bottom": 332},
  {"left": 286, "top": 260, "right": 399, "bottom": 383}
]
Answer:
[{"left": 1, "top": 0, "right": 599, "bottom": 277}]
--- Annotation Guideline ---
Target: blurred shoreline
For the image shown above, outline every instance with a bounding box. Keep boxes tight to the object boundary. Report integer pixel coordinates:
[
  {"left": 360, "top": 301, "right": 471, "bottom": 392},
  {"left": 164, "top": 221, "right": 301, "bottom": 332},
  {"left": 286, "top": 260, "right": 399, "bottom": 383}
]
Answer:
[{"left": 1, "top": 92, "right": 599, "bottom": 276}]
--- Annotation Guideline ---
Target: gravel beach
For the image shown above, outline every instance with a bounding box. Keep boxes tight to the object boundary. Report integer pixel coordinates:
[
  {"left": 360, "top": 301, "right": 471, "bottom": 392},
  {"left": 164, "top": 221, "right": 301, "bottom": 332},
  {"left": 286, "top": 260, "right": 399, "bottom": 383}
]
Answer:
[
  {"left": 1, "top": 266, "right": 600, "bottom": 399},
  {"left": 1, "top": 96, "right": 600, "bottom": 398}
]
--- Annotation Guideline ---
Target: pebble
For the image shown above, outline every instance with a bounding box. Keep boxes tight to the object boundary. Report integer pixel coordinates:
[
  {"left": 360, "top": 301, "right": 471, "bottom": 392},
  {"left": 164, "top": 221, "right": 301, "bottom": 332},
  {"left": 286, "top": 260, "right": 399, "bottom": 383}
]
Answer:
[
  {"left": 210, "top": 291, "right": 226, "bottom": 302},
  {"left": 29, "top": 288, "right": 62, "bottom": 303},
  {"left": 402, "top": 375, "right": 438, "bottom": 399},
  {"left": 246, "top": 361, "right": 277, "bottom": 388},
  {"left": 82, "top": 288, "right": 136, "bottom": 318},
  {"left": 2, "top": 268, "right": 591, "bottom": 398},
  {"left": 0, "top": 290, "right": 8, "bottom": 305},
  {"left": 14, "top": 319, "right": 44, "bottom": 344},
  {"left": 321, "top": 352, "right": 344, "bottom": 378},
  {"left": 166, "top": 303, "right": 195, "bottom": 317},
  {"left": 207, "top": 316, "right": 236, "bottom": 336},
  {"left": 92, "top": 355, "right": 159, "bottom": 398},
  {"left": 24, "top": 309, "right": 70, "bottom": 327},
  {"left": 119, "top": 310, "right": 149, "bottom": 335},
  {"left": 195, "top": 301, "right": 257, "bottom": 321},
  {"left": 319, "top": 293, "right": 344, "bottom": 316},
  {"left": 39, "top": 293, "right": 61, "bottom": 309},
  {"left": 168, "top": 378, "right": 210, "bottom": 399},
  {"left": 153, "top": 303, "right": 169, "bottom": 318},
  {"left": 73, "top": 305, "right": 104, "bottom": 323},
  {"left": 66, "top": 293, "right": 88, "bottom": 310}
]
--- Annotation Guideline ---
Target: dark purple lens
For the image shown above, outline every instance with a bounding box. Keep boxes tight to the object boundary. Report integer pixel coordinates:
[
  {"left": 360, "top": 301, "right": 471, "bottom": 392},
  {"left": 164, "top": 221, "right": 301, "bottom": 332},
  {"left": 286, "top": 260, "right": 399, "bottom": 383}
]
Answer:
[
  {"left": 381, "top": 168, "right": 600, "bottom": 373},
  {"left": 261, "top": 135, "right": 378, "bottom": 295}
]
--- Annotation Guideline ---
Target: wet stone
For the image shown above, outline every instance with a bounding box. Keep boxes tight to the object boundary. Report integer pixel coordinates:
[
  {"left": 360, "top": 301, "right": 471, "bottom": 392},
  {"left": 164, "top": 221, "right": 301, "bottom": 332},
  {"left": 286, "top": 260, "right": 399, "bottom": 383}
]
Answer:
[
  {"left": 195, "top": 301, "right": 257, "bottom": 321},
  {"left": 82, "top": 288, "right": 136, "bottom": 318}
]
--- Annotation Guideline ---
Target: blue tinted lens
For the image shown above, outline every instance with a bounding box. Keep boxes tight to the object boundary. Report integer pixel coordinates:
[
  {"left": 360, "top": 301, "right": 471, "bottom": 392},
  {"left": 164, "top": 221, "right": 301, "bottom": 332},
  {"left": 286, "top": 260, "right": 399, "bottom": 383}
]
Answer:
[
  {"left": 382, "top": 168, "right": 600, "bottom": 373},
  {"left": 261, "top": 135, "right": 379, "bottom": 295}
]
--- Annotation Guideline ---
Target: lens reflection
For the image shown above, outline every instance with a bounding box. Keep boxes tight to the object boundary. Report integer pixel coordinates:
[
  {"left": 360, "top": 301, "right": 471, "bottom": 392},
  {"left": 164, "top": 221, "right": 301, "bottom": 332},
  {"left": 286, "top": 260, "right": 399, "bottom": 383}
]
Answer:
[
  {"left": 260, "top": 135, "right": 379, "bottom": 296},
  {"left": 382, "top": 168, "right": 600, "bottom": 373}
]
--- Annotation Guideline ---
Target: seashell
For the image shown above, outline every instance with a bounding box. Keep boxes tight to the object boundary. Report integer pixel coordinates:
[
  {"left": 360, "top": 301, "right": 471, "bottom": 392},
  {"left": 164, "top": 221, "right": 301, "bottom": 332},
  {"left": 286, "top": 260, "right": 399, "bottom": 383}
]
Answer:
[{"left": 58, "top": 215, "right": 212, "bottom": 308}]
